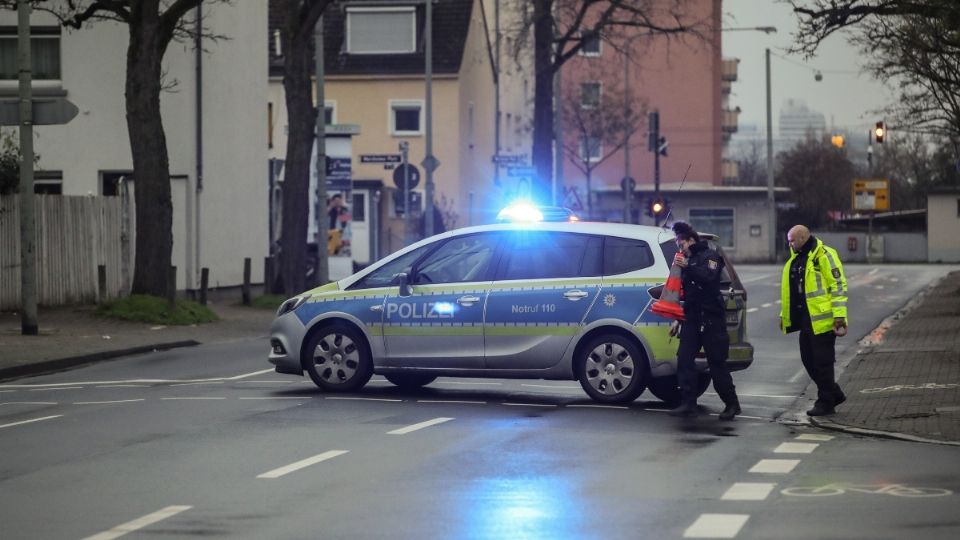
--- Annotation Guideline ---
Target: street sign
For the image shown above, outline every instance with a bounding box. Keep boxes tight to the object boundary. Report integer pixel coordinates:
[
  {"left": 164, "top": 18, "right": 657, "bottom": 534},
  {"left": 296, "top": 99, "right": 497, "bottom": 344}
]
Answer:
[
  {"left": 506, "top": 166, "right": 534, "bottom": 177},
  {"left": 421, "top": 155, "right": 441, "bottom": 174},
  {"left": 325, "top": 156, "right": 352, "bottom": 190},
  {"left": 360, "top": 154, "right": 401, "bottom": 164},
  {"left": 0, "top": 98, "right": 79, "bottom": 125},
  {"left": 852, "top": 178, "right": 890, "bottom": 211},
  {"left": 492, "top": 154, "right": 526, "bottom": 164},
  {"left": 393, "top": 163, "right": 421, "bottom": 190}
]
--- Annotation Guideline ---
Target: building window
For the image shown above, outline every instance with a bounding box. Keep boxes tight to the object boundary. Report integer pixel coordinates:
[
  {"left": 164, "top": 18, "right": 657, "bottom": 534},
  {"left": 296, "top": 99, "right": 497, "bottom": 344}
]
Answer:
[
  {"left": 579, "top": 32, "right": 601, "bottom": 56},
  {"left": 690, "top": 208, "right": 735, "bottom": 248},
  {"left": 352, "top": 192, "right": 365, "bottom": 222},
  {"left": 346, "top": 7, "right": 416, "bottom": 54},
  {"left": 0, "top": 27, "right": 61, "bottom": 80},
  {"left": 580, "top": 136, "right": 601, "bottom": 162},
  {"left": 34, "top": 171, "right": 62, "bottom": 194},
  {"left": 390, "top": 99, "right": 423, "bottom": 135},
  {"left": 580, "top": 81, "right": 601, "bottom": 109},
  {"left": 956, "top": 198, "right": 960, "bottom": 218},
  {"left": 324, "top": 100, "right": 336, "bottom": 125}
]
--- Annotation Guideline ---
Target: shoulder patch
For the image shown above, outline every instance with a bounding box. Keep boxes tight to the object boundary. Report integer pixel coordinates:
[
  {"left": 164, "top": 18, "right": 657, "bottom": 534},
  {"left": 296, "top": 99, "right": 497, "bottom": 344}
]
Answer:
[
  {"left": 832, "top": 268, "right": 841, "bottom": 279},
  {"left": 708, "top": 259, "right": 718, "bottom": 270}
]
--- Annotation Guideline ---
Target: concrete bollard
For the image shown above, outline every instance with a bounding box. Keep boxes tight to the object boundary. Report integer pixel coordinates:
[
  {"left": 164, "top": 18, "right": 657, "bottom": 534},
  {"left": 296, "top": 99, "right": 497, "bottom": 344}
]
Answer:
[
  {"left": 264, "top": 256, "right": 274, "bottom": 296},
  {"left": 200, "top": 268, "right": 209, "bottom": 306},
  {"left": 167, "top": 266, "right": 177, "bottom": 310},
  {"left": 242, "top": 257, "right": 251, "bottom": 306},
  {"left": 97, "top": 265, "right": 107, "bottom": 305}
]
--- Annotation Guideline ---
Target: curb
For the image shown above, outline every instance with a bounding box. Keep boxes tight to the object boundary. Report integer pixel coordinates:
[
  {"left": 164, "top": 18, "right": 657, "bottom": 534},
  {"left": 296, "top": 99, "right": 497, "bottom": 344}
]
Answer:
[
  {"left": 0, "top": 340, "right": 201, "bottom": 383},
  {"left": 809, "top": 416, "right": 960, "bottom": 447}
]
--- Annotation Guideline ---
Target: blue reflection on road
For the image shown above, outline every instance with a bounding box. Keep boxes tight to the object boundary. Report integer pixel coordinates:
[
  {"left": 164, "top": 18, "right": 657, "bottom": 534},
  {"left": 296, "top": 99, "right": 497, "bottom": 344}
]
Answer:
[{"left": 461, "top": 475, "right": 585, "bottom": 540}]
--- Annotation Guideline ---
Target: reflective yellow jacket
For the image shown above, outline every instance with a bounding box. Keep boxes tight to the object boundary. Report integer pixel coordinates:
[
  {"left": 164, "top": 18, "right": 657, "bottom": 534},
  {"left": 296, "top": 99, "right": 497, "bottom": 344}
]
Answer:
[{"left": 780, "top": 238, "right": 848, "bottom": 335}]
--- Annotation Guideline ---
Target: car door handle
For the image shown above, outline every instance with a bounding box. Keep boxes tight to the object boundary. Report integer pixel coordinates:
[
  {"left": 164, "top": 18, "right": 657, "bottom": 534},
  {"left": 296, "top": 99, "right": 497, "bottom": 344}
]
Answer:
[
  {"left": 563, "top": 290, "right": 589, "bottom": 300},
  {"left": 457, "top": 295, "right": 481, "bottom": 306},
  {"left": 370, "top": 305, "right": 383, "bottom": 312}
]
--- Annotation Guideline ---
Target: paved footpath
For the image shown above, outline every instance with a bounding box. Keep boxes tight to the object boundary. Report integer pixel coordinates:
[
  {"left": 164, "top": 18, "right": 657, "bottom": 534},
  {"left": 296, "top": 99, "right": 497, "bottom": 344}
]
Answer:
[
  {"left": 811, "top": 270, "right": 960, "bottom": 445},
  {"left": 3, "top": 275, "right": 960, "bottom": 445}
]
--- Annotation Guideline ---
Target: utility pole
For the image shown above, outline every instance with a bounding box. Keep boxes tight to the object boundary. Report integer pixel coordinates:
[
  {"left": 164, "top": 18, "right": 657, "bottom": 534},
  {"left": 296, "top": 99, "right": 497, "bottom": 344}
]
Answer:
[
  {"left": 765, "top": 48, "right": 776, "bottom": 263},
  {"left": 423, "top": 0, "right": 437, "bottom": 237},
  {"left": 493, "top": 0, "right": 500, "bottom": 192},
  {"left": 18, "top": 0, "right": 37, "bottom": 335},
  {"left": 623, "top": 43, "right": 633, "bottom": 224},
  {"left": 314, "top": 15, "right": 329, "bottom": 285}
]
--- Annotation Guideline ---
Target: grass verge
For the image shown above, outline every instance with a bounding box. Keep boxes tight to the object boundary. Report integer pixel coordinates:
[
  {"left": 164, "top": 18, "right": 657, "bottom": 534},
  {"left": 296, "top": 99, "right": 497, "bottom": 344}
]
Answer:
[
  {"left": 248, "top": 294, "right": 286, "bottom": 311},
  {"left": 97, "top": 295, "right": 219, "bottom": 325}
]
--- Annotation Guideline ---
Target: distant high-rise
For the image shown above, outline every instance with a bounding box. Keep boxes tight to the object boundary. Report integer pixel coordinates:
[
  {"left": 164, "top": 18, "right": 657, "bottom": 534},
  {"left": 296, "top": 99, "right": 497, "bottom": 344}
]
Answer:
[{"left": 779, "top": 99, "right": 826, "bottom": 142}]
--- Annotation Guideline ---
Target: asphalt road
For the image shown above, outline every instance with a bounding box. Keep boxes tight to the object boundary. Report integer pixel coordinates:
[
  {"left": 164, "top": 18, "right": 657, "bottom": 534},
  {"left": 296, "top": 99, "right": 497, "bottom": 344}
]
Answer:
[{"left": 1, "top": 264, "right": 958, "bottom": 539}]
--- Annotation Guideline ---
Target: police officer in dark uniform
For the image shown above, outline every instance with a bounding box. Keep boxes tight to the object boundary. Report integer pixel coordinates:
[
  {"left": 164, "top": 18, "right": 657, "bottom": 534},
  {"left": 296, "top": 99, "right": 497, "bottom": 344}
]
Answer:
[{"left": 668, "top": 222, "right": 741, "bottom": 420}]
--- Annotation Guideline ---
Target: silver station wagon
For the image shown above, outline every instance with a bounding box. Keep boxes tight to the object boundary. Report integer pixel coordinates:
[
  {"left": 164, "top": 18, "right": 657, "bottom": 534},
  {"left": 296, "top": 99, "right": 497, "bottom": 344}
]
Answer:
[{"left": 268, "top": 220, "right": 753, "bottom": 404}]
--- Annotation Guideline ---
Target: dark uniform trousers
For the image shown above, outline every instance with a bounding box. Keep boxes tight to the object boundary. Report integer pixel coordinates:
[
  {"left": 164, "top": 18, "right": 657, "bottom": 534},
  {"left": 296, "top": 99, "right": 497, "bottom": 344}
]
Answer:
[
  {"left": 798, "top": 319, "right": 843, "bottom": 406},
  {"left": 676, "top": 316, "right": 737, "bottom": 406}
]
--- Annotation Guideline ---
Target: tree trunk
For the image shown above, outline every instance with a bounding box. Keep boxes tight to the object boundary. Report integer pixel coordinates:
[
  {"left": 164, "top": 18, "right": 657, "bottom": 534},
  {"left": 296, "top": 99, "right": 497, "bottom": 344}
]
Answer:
[
  {"left": 126, "top": 12, "right": 174, "bottom": 297},
  {"left": 531, "top": 0, "right": 555, "bottom": 205},
  {"left": 279, "top": 20, "right": 316, "bottom": 295}
]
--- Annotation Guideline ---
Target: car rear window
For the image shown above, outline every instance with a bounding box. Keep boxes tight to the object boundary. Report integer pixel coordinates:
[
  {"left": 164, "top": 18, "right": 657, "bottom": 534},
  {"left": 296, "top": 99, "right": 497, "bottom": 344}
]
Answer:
[
  {"left": 497, "top": 231, "right": 599, "bottom": 280},
  {"left": 603, "top": 236, "right": 654, "bottom": 274}
]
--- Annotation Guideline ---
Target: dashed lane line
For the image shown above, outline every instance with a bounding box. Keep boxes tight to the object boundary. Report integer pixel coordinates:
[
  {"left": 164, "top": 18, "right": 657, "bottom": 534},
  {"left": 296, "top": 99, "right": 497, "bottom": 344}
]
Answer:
[
  {"left": 161, "top": 397, "right": 227, "bottom": 401},
  {"left": 81, "top": 505, "right": 192, "bottom": 540},
  {"left": 387, "top": 417, "right": 455, "bottom": 435},
  {"left": 73, "top": 399, "right": 145, "bottom": 405},
  {"left": 746, "top": 308, "right": 758, "bottom": 313},
  {"left": 170, "top": 381, "right": 223, "bottom": 387},
  {"left": 28, "top": 386, "right": 83, "bottom": 392},
  {"left": 521, "top": 384, "right": 581, "bottom": 390},
  {"left": 416, "top": 400, "right": 486, "bottom": 405},
  {"left": 795, "top": 433, "right": 834, "bottom": 441},
  {"left": 774, "top": 442, "right": 819, "bottom": 454},
  {"left": 567, "top": 404, "right": 629, "bottom": 410},
  {"left": 684, "top": 514, "right": 750, "bottom": 538},
  {"left": 95, "top": 385, "right": 149, "bottom": 388},
  {"left": 326, "top": 397, "right": 402, "bottom": 402},
  {"left": 0, "top": 401, "right": 58, "bottom": 406},
  {"left": 0, "top": 415, "right": 63, "bottom": 429},
  {"left": 749, "top": 459, "right": 800, "bottom": 474},
  {"left": 721, "top": 483, "right": 776, "bottom": 501},
  {"left": 225, "top": 368, "right": 275, "bottom": 381},
  {"left": 256, "top": 450, "right": 349, "bottom": 479},
  {"left": 503, "top": 402, "right": 558, "bottom": 408},
  {"left": 238, "top": 396, "right": 312, "bottom": 400}
]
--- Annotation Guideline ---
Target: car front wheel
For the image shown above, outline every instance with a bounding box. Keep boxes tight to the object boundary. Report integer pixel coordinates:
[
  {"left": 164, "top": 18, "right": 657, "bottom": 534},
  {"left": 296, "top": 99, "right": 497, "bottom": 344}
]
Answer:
[
  {"left": 576, "top": 333, "right": 648, "bottom": 404},
  {"left": 303, "top": 323, "right": 373, "bottom": 392}
]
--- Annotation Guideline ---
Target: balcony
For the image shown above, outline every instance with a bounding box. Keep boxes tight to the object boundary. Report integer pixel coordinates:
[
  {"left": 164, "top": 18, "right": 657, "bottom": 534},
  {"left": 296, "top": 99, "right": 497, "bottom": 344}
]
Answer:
[
  {"left": 722, "top": 107, "right": 740, "bottom": 134},
  {"left": 721, "top": 159, "right": 739, "bottom": 184},
  {"left": 722, "top": 58, "right": 739, "bottom": 82}
]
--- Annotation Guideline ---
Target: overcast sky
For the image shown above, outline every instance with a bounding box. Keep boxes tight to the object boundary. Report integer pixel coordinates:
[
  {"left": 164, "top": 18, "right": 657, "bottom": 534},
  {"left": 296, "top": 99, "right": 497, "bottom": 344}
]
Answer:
[{"left": 722, "top": 0, "right": 896, "bottom": 134}]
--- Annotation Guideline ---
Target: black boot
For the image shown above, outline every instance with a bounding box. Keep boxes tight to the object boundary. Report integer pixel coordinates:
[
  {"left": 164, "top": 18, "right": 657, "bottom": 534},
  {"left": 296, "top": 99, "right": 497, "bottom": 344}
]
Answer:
[
  {"left": 719, "top": 402, "right": 741, "bottom": 421},
  {"left": 669, "top": 402, "right": 699, "bottom": 417},
  {"left": 806, "top": 403, "right": 836, "bottom": 416}
]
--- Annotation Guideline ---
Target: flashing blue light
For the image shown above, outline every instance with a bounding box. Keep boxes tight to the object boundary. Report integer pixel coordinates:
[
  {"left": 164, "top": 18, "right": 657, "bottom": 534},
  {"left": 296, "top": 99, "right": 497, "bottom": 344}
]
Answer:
[
  {"left": 433, "top": 302, "right": 456, "bottom": 315},
  {"left": 497, "top": 201, "right": 544, "bottom": 223}
]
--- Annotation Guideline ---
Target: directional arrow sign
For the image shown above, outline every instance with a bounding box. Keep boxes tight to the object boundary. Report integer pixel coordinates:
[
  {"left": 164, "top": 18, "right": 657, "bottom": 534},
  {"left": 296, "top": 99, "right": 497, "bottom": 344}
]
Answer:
[{"left": 0, "top": 98, "right": 80, "bottom": 126}]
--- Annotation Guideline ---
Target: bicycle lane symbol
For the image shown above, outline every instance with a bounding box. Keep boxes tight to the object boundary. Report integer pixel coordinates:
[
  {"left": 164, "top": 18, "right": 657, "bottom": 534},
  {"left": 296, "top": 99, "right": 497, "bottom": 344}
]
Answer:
[{"left": 781, "top": 483, "right": 953, "bottom": 498}]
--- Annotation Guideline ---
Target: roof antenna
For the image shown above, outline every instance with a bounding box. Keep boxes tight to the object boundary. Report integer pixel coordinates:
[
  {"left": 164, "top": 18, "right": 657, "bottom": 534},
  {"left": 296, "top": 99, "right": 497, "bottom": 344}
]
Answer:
[{"left": 660, "top": 163, "right": 692, "bottom": 228}]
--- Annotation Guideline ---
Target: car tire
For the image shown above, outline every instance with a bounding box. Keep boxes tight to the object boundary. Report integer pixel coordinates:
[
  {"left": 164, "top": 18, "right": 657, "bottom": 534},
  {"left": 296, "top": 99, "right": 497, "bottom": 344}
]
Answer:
[
  {"left": 647, "top": 373, "right": 712, "bottom": 405},
  {"left": 384, "top": 373, "right": 438, "bottom": 389},
  {"left": 575, "top": 333, "right": 648, "bottom": 404},
  {"left": 303, "top": 323, "right": 373, "bottom": 392}
]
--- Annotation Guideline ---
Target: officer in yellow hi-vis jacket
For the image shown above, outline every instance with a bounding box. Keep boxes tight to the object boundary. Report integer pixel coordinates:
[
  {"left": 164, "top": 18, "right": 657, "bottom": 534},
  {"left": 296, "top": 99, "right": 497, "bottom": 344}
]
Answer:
[{"left": 780, "top": 225, "right": 849, "bottom": 416}]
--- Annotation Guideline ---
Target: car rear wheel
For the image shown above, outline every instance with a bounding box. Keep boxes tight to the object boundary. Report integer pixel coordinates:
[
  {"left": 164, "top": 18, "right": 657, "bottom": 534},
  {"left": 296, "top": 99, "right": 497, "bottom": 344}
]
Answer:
[
  {"left": 384, "top": 373, "right": 437, "bottom": 389},
  {"left": 576, "top": 333, "right": 648, "bottom": 404},
  {"left": 303, "top": 324, "right": 373, "bottom": 392},
  {"left": 647, "top": 373, "right": 711, "bottom": 405}
]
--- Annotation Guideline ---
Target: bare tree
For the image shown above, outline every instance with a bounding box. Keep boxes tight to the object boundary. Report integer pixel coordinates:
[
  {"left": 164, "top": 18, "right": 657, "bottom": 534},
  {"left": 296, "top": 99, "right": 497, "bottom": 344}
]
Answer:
[
  {"left": 869, "top": 133, "right": 960, "bottom": 209},
  {"left": 789, "top": 0, "right": 960, "bottom": 141},
  {"left": 777, "top": 135, "right": 855, "bottom": 228},
  {"left": 274, "top": 0, "right": 338, "bottom": 295},
  {"left": 508, "top": 0, "right": 702, "bottom": 204},
  {"left": 559, "top": 75, "right": 644, "bottom": 216},
  {"left": 0, "top": 0, "right": 230, "bottom": 297}
]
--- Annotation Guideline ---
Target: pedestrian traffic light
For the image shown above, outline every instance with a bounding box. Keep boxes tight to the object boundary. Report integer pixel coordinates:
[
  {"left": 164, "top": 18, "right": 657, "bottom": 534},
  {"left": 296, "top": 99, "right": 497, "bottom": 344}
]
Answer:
[
  {"left": 874, "top": 121, "right": 885, "bottom": 143},
  {"left": 831, "top": 134, "right": 845, "bottom": 148}
]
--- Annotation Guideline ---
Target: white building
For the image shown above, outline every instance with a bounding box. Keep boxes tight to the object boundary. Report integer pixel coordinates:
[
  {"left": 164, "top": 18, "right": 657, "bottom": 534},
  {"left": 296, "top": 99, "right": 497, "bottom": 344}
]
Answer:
[{"left": 1, "top": 3, "right": 268, "bottom": 291}]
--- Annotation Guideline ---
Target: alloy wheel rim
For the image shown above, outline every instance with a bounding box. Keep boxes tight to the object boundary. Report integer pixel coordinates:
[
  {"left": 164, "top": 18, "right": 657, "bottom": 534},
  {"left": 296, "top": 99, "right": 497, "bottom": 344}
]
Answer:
[
  {"left": 313, "top": 332, "right": 360, "bottom": 384},
  {"left": 585, "top": 342, "right": 635, "bottom": 395}
]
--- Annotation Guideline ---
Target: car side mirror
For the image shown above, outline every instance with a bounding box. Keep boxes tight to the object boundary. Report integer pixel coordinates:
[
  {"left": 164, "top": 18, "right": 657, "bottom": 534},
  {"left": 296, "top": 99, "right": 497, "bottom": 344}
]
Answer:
[
  {"left": 394, "top": 272, "right": 411, "bottom": 297},
  {"left": 647, "top": 284, "right": 664, "bottom": 300}
]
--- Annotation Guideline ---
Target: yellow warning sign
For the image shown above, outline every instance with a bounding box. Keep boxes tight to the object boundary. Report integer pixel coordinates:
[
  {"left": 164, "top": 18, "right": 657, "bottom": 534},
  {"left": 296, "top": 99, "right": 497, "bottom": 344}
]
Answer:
[{"left": 852, "top": 179, "right": 890, "bottom": 211}]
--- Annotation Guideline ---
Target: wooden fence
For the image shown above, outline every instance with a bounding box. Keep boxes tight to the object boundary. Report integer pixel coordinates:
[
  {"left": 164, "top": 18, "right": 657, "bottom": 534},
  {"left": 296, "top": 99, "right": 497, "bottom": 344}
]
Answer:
[{"left": 0, "top": 195, "right": 128, "bottom": 310}]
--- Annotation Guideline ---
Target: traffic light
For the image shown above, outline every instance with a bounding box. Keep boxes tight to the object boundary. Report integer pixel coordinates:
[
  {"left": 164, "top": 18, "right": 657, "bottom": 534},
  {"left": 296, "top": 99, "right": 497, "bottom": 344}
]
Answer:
[
  {"left": 874, "top": 121, "right": 885, "bottom": 143},
  {"left": 831, "top": 134, "right": 845, "bottom": 148},
  {"left": 651, "top": 198, "right": 665, "bottom": 216}
]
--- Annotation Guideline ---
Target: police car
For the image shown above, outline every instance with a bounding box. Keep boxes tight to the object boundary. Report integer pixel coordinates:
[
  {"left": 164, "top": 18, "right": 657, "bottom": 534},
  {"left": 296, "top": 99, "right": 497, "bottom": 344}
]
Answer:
[{"left": 268, "top": 218, "right": 753, "bottom": 404}]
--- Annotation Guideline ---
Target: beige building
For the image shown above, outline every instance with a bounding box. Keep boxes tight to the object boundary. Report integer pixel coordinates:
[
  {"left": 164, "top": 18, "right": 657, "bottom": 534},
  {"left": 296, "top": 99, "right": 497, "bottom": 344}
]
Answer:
[{"left": 927, "top": 187, "right": 960, "bottom": 262}]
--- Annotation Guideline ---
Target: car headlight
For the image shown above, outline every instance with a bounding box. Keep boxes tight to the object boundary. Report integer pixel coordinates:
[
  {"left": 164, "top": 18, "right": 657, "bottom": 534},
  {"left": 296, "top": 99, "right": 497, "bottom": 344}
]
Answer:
[{"left": 277, "top": 296, "right": 308, "bottom": 316}]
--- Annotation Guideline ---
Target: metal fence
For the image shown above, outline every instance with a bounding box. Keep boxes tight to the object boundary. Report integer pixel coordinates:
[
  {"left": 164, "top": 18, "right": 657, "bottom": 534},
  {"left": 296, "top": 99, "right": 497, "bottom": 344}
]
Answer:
[{"left": 0, "top": 195, "right": 128, "bottom": 310}]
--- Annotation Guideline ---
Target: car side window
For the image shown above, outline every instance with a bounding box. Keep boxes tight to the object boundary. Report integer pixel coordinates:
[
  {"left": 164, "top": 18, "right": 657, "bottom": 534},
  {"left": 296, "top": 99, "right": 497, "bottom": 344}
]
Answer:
[
  {"left": 413, "top": 233, "right": 500, "bottom": 285},
  {"left": 348, "top": 244, "right": 432, "bottom": 290},
  {"left": 603, "top": 236, "right": 654, "bottom": 275},
  {"left": 497, "top": 231, "right": 593, "bottom": 280}
]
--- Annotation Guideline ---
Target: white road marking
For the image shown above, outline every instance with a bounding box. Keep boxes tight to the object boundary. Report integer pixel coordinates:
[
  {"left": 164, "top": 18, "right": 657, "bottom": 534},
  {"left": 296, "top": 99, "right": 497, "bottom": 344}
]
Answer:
[
  {"left": 29, "top": 386, "right": 83, "bottom": 391},
  {"left": 796, "top": 434, "right": 834, "bottom": 441},
  {"left": 0, "top": 390, "right": 16, "bottom": 393},
  {"left": 436, "top": 381, "right": 503, "bottom": 386},
  {"left": 566, "top": 404, "right": 629, "bottom": 410},
  {"left": 739, "top": 274, "right": 772, "bottom": 284},
  {"left": 0, "top": 415, "right": 63, "bottom": 429},
  {"left": 234, "top": 381, "right": 295, "bottom": 385},
  {"left": 684, "top": 514, "right": 750, "bottom": 538},
  {"left": 704, "top": 392, "right": 795, "bottom": 399},
  {"left": 875, "top": 285, "right": 885, "bottom": 290},
  {"left": 417, "top": 400, "right": 486, "bottom": 405},
  {"left": 890, "top": 278, "right": 899, "bottom": 282},
  {"left": 503, "top": 402, "right": 557, "bottom": 408},
  {"left": 869, "top": 268, "right": 879, "bottom": 275},
  {"left": 226, "top": 368, "right": 276, "bottom": 380},
  {"left": 257, "top": 450, "right": 349, "bottom": 479},
  {"left": 775, "top": 300, "right": 781, "bottom": 304},
  {"left": 746, "top": 308, "right": 758, "bottom": 313},
  {"left": 788, "top": 369, "right": 808, "bottom": 383},
  {"left": 761, "top": 303, "right": 772, "bottom": 308},
  {"left": 239, "top": 397, "right": 311, "bottom": 400},
  {"left": 325, "top": 397, "right": 402, "bottom": 402},
  {"left": 95, "top": 385, "right": 148, "bottom": 388},
  {"left": 387, "top": 417, "right": 454, "bottom": 435},
  {"left": 81, "top": 505, "right": 192, "bottom": 540},
  {"left": 73, "top": 399, "right": 145, "bottom": 405},
  {"left": 170, "top": 381, "right": 223, "bottom": 387},
  {"left": 721, "top": 482, "right": 777, "bottom": 501},
  {"left": 774, "top": 442, "right": 819, "bottom": 454},
  {"left": 520, "top": 384, "right": 581, "bottom": 390},
  {"left": 161, "top": 397, "right": 227, "bottom": 401},
  {"left": 0, "top": 401, "right": 58, "bottom": 406},
  {"left": 750, "top": 459, "right": 801, "bottom": 473}
]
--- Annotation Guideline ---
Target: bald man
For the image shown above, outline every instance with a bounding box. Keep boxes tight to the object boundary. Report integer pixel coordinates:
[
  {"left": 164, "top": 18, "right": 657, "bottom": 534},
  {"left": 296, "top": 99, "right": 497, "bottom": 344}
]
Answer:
[{"left": 780, "top": 225, "right": 849, "bottom": 416}]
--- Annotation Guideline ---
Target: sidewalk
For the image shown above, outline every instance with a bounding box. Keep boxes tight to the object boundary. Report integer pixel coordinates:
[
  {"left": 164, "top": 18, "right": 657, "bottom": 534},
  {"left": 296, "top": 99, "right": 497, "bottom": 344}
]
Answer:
[
  {"left": 0, "top": 293, "right": 276, "bottom": 381},
  {"left": 810, "top": 270, "right": 960, "bottom": 445}
]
